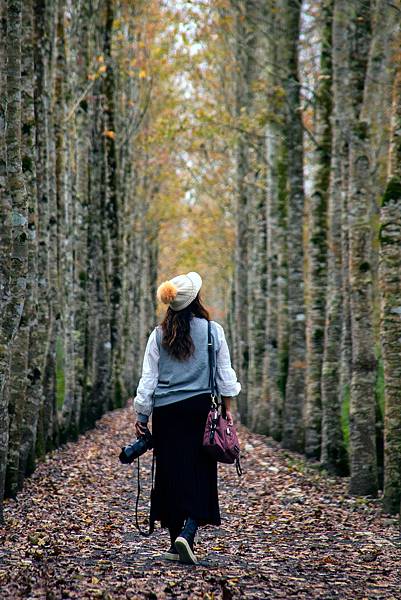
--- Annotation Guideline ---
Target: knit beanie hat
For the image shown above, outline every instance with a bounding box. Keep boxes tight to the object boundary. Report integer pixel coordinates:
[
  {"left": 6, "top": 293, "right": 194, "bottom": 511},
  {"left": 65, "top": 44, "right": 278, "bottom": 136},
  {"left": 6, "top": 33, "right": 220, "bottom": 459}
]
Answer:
[{"left": 157, "top": 271, "right": 202, "bottom": 311}]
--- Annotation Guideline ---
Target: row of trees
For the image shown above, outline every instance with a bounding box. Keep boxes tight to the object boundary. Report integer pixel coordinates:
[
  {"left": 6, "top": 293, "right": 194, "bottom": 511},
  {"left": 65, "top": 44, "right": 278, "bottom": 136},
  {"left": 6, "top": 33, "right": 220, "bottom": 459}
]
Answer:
[
  {"left": 156, "top": 0, "right": 401, "bottom": 518},
  {"left": 221, "top": 0, "right": 401, "bottom": 515},
  {"left": 0, "top": 0, "right": 179, "bottom": 522}
]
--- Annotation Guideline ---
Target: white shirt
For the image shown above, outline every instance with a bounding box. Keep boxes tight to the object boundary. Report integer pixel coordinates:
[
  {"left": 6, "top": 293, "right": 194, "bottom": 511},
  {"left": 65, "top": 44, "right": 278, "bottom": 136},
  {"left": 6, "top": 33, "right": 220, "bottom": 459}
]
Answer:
[{"left": 133, "top": 321, "right": 241, "bottom": 419}]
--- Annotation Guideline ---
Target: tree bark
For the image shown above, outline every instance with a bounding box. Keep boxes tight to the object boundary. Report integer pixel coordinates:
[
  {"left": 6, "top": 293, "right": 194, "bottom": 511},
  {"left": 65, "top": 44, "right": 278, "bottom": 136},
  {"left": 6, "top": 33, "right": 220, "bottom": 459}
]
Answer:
[
  {"left": 280, "top": 0, "right": 306, "bottom": 453},
  {"left": 102, "top": 0, "right": 123, "bottom": 410},
  {"left": 30, "top": 0, "right": 53, "bottom": 461},
  {"left": 232, "top": 0, "right": 259, "bottom": 425},
  {"left": 6, "top": 0, "right": 38, "bottom": 492},
  {"left": 0, "top": 0, "right": 29, "bottom": 521},
  {"left": 304, "top": 0, "right": 332, "bottom": 459},
  {"left": 380, "top": 68, "right": 401, "bottom": 514},
  {"left": 320, "top": 0, "right": 350, "bottom": 475},
  {"left": 348, "top": 0, "right": 378, "bottom": 497},
  {"left": 248, "top": 155, "right": 267, "bottom": 433},
  {"left": 53, "top": 0, "right": 76, "bottom": 442},
  {"left": 348, "top": 121, "right": 378, "bottom": 496},
  {"left": 262, "top": 123, "right": 278, "bottom": 437}
]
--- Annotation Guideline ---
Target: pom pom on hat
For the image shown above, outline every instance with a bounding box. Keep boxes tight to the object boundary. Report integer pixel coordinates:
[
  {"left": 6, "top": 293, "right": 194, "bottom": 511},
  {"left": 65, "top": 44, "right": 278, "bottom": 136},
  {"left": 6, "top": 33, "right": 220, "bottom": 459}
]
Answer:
[{"left": 157, "top": 280, "right": 178, "bottom": 304}]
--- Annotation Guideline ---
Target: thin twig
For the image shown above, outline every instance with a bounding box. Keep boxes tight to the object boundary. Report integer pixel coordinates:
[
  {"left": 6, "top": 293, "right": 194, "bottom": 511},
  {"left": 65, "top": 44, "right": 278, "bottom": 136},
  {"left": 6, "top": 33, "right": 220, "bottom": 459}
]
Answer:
[{"left": 64, "top": 79, "right": 96, "bottom": 122}]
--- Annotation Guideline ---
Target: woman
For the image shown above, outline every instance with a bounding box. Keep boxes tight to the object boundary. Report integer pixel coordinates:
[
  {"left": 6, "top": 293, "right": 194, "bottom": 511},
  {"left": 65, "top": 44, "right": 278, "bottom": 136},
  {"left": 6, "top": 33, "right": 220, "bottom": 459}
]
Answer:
[{"left": 132, "top": 271, "right": 241, "bottom": 565}]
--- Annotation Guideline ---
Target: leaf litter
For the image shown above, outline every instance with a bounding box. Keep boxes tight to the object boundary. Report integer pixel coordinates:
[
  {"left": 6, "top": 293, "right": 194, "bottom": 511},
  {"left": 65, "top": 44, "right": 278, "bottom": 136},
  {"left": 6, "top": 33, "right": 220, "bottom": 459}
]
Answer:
[{"left": 1, "top": 406, "right": 401, "bottom": 599}]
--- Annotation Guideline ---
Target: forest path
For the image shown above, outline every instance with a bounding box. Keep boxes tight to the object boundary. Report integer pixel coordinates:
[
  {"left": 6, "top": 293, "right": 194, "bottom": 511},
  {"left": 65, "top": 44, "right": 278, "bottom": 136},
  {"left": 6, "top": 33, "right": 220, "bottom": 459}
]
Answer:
[{"left": 1, "top": 407, "right": 401, "bottom": 600}]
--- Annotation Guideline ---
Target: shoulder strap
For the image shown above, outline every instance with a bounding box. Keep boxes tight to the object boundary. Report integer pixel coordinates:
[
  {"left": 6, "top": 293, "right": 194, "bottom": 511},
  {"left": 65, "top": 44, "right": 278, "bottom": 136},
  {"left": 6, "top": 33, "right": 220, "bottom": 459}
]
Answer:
[
  {"left": 154, "top": 325, "right": 161, "bottom": 351},
  {"left": 207, "top": 320, "right": 217, "bottom": 397}
]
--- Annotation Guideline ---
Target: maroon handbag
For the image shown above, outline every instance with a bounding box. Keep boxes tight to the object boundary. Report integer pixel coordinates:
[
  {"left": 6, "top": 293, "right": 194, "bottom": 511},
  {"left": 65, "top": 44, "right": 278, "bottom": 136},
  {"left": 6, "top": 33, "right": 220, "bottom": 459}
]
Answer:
[{"left": 202, "top": 321, "right": 243, "bottom": 476}]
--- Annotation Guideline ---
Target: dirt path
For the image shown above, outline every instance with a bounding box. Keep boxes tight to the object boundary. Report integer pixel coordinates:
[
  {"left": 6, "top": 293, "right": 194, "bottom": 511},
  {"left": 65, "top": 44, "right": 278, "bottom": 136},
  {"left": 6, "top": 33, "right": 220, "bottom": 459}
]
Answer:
[{"left": 1, "top": 406, "right": 400, "bottom": 599}]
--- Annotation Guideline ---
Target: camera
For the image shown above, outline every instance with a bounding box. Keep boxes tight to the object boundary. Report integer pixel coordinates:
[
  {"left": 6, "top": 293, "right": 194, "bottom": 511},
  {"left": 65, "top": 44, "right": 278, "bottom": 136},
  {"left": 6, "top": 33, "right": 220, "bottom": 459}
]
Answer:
[{"left": 119, "top": 427, "right": 153, "bottom": 464}]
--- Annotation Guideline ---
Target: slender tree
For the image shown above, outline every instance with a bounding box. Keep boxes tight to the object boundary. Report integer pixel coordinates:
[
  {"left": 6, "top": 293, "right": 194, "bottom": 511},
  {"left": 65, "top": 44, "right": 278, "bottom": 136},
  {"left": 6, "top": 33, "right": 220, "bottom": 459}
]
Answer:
[
  {"left": 232, "top": 0, "right": 259, "bottom": 425},
  {"left": 0, "top": 0, "right": 29, "bottom": 521},
  {"left": 348, "top": 0, "right": 379, "bottom": 497},
  {"left": 102, "top": 0, "right": 124, "bottom": 409},
  {"left": 6, "top": 0, "right": 38, "bottom": 493},
  {"left": 320, "top": 0, "right": 350, "bottom": 475},
  {"left": 258, "top": 0, "right": 289, "bottom": 442},
  {"left": 380, "top": 69, "right": 401, "bottom": 514},
  {"left": 304, "top": 0, "right": 332, "bottom": 459},
  {"left": 280, "top": 0, "right": 306, "bottom": 453},
  {"left": 247, "top": 4, "right": 268, "bottom": 434}
]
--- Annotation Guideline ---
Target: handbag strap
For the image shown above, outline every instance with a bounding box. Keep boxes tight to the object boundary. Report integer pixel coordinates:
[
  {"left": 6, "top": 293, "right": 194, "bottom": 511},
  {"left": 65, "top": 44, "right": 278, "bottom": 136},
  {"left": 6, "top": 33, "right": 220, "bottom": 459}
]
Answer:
[
  {"left": 207, "top": 320, "right": 217, "bottom": 399},
  {"left": 207, "top": 321, "right": 244, "bottom": 478}
]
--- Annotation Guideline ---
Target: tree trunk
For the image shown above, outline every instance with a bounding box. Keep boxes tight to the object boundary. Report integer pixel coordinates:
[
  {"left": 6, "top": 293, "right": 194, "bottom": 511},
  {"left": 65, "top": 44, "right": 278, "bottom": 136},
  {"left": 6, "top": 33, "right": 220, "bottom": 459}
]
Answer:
[
  {"left": 348, "top": 120, "right": 378, "bottom": 496},
  {"left": 248, "top": 140, "right": 267, "bottom": 433},
  {"left": 380, "top": 69, "right": 401, "bottom": 514},
  {"left": 6, "top": 0, "right": 38, "bottom": 492},
  {"left": 320, "top": 0, "right": 350, "bottom": 475},
  {"left": 53, "top": 0, "right": 76, "bottom": 442},
  {"left": 262, "top": 124, "right": 278, "bottom": 437},
  {"left": 348, "top": 0, "right": 378, "bottom": 497},
  {"left": 31, "top": 0, "right": 53, "bottom": 461},
  {"left": 280, "top": 0, "right": 306, "bottom": 453},
  {"left": 71, "top": 0, "right": 91, "bottom": 437},
  {"left": 0, "top": 0, "right": 29, "bottom": 521},
  {"left": 39, "top": 0, "right": 59, "bottom": 455},
  {"left": 102, "top": 0, "right": 123, "bottom": 410},
  {"left": 304, "top": 0, "right": 332, "bottom": 459},
  {"left": 232, "top": 1, "right": 256, "bottom": 424}
]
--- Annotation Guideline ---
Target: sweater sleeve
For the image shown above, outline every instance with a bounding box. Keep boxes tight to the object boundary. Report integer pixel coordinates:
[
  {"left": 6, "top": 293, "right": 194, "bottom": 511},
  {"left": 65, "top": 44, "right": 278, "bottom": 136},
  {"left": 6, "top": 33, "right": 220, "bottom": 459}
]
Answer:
[
  {"left": 133, "top": 328, "right": 159, "bottom": 423},
  {"left": 213, "top": 322, "right": 241, "bottom": 397}
]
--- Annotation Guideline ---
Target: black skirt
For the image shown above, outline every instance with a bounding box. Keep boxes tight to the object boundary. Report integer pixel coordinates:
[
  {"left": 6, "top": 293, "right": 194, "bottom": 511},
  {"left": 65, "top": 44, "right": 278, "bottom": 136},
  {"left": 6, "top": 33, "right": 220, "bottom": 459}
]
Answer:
[{"left": 149, "top": 392, "right": 221, "bottom": 529}]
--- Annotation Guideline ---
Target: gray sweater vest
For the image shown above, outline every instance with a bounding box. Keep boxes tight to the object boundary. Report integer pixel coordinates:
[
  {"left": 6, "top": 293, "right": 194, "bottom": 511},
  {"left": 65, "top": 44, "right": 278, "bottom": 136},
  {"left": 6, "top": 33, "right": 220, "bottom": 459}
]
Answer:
[{"left": 153, "top": 316, "right": 218, "bottom": 408}]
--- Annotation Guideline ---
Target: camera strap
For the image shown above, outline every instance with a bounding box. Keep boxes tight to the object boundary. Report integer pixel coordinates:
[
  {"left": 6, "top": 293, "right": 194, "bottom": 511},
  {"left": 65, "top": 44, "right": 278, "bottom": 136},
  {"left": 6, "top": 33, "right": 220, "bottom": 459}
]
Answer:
[{"left": 134, "top": 449, "right": 156, "bottom": 537}]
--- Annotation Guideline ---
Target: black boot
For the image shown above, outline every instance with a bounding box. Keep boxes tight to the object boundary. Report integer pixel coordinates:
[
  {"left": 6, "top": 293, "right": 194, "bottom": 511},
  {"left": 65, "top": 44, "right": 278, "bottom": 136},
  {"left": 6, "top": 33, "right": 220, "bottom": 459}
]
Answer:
[{"left": 175, "top": 517, "right": 198, "bottom": 565}]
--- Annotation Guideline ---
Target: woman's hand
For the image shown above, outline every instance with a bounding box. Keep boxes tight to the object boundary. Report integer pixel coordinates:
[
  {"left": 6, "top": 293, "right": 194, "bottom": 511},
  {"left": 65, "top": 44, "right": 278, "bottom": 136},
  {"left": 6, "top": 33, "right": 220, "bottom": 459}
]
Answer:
[
  {"left": 225, "top": 410, "right": 234, "bottom": 426},
  {"left": 135, "top": 420, "right": 148, "bottom": 438}
]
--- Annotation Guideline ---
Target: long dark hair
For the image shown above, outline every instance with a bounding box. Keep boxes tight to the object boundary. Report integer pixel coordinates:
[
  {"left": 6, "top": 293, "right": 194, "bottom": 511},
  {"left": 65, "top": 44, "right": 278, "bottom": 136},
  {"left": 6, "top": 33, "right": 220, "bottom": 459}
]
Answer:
[{"left": 160, "top": 293, "right": 210, "bottom": 361}]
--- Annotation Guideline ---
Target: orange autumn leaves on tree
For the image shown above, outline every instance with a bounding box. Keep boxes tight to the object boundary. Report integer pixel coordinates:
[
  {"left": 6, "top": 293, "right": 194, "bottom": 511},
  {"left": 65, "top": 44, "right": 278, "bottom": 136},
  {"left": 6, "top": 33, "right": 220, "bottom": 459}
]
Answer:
[
  {"left": 114, "top": 0, "right": 235, "bottom": 317},
  {"left": 133, "top": 1, "right": 238, "bottom": 316}
]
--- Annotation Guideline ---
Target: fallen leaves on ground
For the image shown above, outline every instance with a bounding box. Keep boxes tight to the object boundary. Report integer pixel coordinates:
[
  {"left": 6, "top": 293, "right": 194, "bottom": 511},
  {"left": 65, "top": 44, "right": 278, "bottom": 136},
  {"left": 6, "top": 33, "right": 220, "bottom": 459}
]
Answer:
[{"left": 1, "top": 407, "right": 401, "bottom": 599}]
